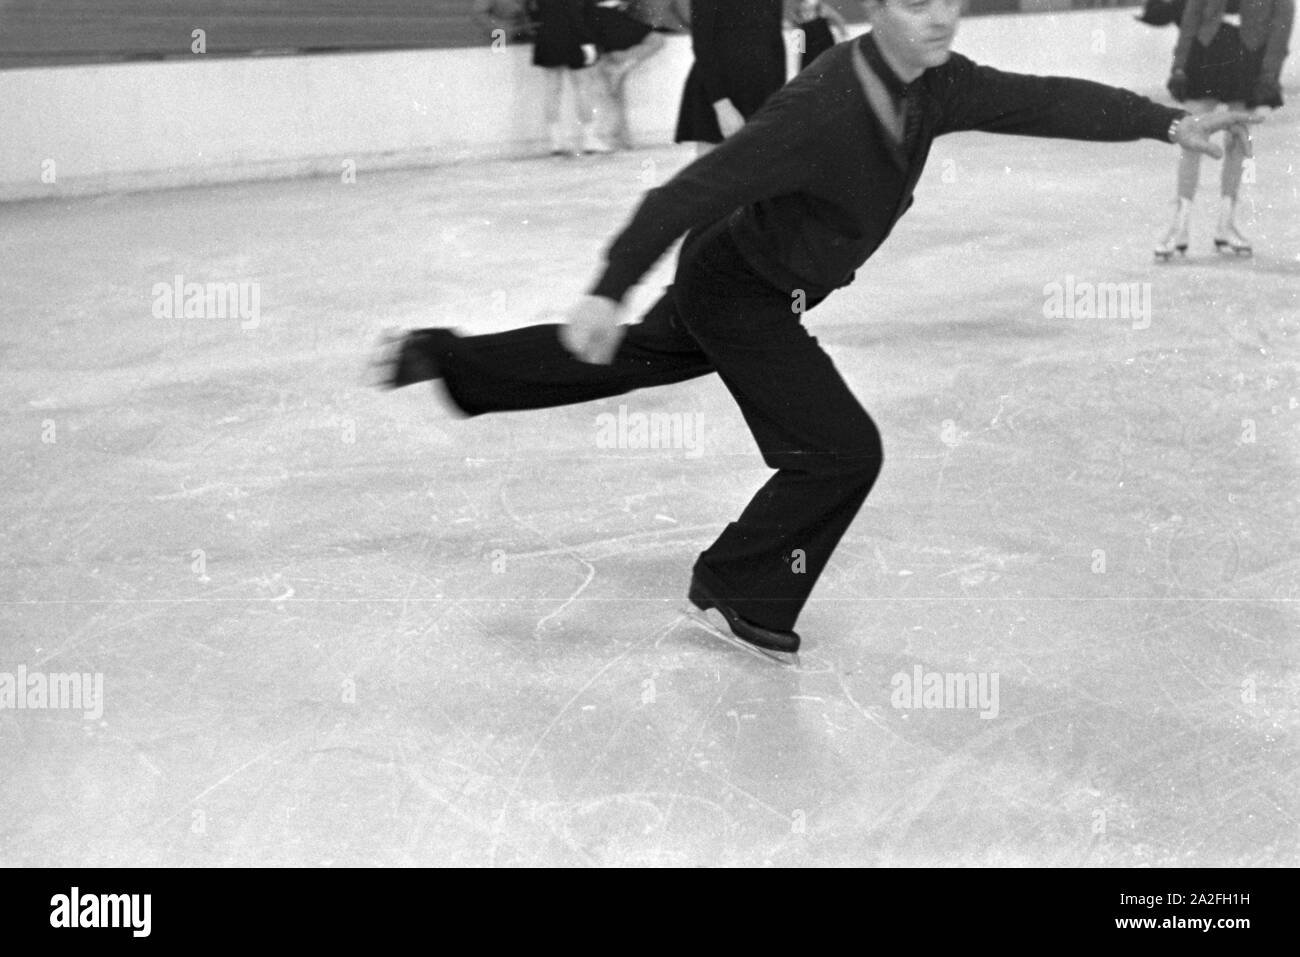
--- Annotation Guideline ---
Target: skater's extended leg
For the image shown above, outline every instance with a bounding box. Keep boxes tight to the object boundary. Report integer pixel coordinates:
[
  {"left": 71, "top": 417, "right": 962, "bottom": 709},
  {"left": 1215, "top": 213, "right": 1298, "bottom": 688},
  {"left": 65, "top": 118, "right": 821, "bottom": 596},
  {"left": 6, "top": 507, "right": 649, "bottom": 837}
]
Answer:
[{"left": 407, "top": 292, "right": 714, "bottom": 415}]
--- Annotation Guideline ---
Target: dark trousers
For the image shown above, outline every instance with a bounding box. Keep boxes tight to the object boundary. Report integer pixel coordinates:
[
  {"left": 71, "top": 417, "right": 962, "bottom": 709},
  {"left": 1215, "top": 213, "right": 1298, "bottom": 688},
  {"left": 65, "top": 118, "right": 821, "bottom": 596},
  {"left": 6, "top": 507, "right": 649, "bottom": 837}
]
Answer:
[{"left": 434, "top": 220, "right": 884, "bottom": 632}]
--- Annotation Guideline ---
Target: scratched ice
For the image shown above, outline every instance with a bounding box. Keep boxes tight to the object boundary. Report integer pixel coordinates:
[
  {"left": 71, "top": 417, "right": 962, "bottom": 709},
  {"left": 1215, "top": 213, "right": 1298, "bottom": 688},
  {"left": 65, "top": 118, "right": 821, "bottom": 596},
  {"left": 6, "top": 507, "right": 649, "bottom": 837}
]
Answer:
[{"left": 1, "top": 106, "right": 1297, "bottom": 867}]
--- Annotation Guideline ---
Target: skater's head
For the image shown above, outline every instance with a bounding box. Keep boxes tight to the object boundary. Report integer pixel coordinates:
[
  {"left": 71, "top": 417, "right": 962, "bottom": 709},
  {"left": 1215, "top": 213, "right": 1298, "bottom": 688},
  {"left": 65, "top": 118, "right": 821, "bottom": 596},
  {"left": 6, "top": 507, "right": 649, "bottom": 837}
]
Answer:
[{"left": 860, "top": 0, "right": 961, "bottom": 79}]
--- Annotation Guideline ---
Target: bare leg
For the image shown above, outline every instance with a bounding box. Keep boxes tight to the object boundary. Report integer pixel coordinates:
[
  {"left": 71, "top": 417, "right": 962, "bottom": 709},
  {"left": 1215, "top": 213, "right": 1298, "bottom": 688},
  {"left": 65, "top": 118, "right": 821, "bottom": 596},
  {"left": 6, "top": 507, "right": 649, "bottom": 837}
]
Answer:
[
  {"left": 1219, "top": 99, "right": 1247, "bottom": 199},
  {"left": 571, "top": 66, "right": 613, "bottom": 153},
  {"left": 1215, "top": 101, "right": 1252, "bottom": 254},
  {"left": 598, "top": 57, "right": 631, "bottom": 146},
  {"left": 601, "top": 35, "right": 666, "bottom": 147},
  {"left": 615, "top": 31, "right": 666, "bottom": 81},
  {"left": 1177, "top": 99, "right": 1217, "bottom": 200},
  {"left": 541, "top": 67, "right": 567, "bottom": 155},
  {"left": 1157, "top": 99, "right": 1215, "bottom": 259}
]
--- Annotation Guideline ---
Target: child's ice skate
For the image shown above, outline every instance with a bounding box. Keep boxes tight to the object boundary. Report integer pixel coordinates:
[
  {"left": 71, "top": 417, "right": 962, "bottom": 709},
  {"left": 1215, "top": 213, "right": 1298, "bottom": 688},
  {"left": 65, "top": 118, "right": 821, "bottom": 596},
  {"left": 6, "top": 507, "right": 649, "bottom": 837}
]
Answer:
[
  {"left": 547, "top": 122, "right": 577, "bottom": 157},
  {"left": 1213, "top": 199, "right": 1252, "bottom": 256},
  {"left": 1154, "top": 197, "right": 1191, "bottom": 262},
  {"left": 580, "top": 123, "right": 615, "bottom": 155},
  {"left": 682, "top": 576, "right": 800, "bottom": 665}
]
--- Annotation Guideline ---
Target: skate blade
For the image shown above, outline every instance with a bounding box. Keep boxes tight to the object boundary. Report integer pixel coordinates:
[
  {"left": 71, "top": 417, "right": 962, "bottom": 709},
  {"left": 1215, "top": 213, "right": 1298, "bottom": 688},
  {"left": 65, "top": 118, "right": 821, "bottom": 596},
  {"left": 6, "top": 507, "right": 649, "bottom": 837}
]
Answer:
[{"left": 679, "top": 608, "right": 799, "bottom": 666}]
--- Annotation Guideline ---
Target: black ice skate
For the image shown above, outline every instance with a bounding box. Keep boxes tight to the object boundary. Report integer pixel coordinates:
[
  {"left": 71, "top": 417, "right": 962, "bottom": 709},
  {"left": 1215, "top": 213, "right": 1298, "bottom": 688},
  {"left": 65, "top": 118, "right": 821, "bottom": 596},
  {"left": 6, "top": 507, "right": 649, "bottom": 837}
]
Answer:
[
  {"left": 373, "top": 328, "right": 454, "bottom": 390},
  {"left": 686, "top": 575, "right": 801, "bottom": 663}
]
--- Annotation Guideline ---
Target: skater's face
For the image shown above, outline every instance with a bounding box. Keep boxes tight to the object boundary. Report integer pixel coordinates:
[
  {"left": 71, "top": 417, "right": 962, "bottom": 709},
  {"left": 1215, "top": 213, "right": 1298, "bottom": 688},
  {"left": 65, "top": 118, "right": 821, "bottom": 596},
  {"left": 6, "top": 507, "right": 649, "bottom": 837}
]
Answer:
[{"left": 861, "top": 0, "right": 962, "bottom": 78}]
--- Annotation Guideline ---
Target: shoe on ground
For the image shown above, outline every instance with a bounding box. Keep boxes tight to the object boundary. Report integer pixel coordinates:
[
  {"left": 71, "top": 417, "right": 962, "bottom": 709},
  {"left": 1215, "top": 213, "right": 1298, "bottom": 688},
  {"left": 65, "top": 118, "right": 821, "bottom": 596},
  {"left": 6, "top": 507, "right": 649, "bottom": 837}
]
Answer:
[
  {"left": 581, "top": 128, "right": 615, "bottom": 154},
  {"left": 1213, "top": 227, "right": 1252, "bottom": 256},
  {"left": 688, "top": 575, "right": 801, "bottom": 653},
  {"left": 1154, "top": 197, "right": 1191, "bottom": 262}
]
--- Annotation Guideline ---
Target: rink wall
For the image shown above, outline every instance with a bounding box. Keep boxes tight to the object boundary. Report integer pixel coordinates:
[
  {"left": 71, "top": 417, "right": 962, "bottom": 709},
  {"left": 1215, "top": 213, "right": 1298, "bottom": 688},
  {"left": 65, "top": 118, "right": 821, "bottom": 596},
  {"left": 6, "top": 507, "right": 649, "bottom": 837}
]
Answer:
[{"left": 2, "top": 10, "right": 1296, "bottom": 202}]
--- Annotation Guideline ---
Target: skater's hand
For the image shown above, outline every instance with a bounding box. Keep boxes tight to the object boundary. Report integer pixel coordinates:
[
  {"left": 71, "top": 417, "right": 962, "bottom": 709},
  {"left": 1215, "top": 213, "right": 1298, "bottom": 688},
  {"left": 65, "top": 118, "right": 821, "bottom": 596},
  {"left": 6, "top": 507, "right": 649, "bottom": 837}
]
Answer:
[
  {"left": 712, "top": 98, "right": 745, "bottom": 139},
  {"left": 1173, "top": 110, "right": 1262, "bottom": 160},
  {"left": 1166, "top": 70, "right": 1188, "bottom": 102},
  {"left": 559, "top": 295, "right": 625, "bottom": 364},
  {"left": 581, "top": 43, "right": 598, "bottom": 67}
]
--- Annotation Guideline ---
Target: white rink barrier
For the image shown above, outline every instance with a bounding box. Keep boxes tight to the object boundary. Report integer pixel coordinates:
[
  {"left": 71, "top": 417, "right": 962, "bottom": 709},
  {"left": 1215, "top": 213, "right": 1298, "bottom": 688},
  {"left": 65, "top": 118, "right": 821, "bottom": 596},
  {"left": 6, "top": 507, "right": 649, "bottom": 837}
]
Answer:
[{"left": 2, "top": 10, "right": 1295, "bottom": 201}]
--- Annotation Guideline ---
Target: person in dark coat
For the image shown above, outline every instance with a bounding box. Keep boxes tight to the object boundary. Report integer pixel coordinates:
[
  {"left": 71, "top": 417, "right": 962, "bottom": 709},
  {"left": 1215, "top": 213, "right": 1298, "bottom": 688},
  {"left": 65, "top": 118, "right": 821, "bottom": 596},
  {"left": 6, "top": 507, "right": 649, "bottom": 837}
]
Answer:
[
  {"left": 379, "top": 0, "right": 1258, "bottom": 656},
  {"left": 675, "top": 0, "right": 787, "bottom": 155},
  {"left": 1155, "top": 0, "right": 1293, "bottom": 258},
  {"left": 591, "top": 0, "right": 668, "bottom": 147},
  {"left": 528, "top": 0, "right": 614, "bottom": 154}
]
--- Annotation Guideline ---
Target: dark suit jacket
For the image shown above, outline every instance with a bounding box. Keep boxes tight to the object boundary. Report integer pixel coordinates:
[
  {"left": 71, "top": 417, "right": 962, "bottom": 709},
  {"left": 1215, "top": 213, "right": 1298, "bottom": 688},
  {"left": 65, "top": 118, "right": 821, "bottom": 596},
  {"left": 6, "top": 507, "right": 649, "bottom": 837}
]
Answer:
[{"left": 592, "top": 34, "right": 1184, "bottom": 304}]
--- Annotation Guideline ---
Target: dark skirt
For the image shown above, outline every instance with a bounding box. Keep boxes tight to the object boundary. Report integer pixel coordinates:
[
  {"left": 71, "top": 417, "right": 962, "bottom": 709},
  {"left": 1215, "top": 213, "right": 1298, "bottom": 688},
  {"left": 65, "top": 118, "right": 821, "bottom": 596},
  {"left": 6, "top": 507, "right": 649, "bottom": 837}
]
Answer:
[
  {"left": 533, "top": 39, "right": 588, "bottom": 68},
  {"left": 674, "top": 62, "right": 786, "bottom": 142},
  {"left": 591, "top": 5, "right": 654, "bottom": 53},
  {"left": 674, "top": 0, "right": 786, "bottom": 144},
  {"left": 1185, "top": 24, "right": 1255, "bottom": 104},
  {"left": 531, "top": 0, "right": 593, "bottom": 69},
  {"left": 675, "top": 60, "right": 787, "bottom": 142},
  {"left": 1136, "top": 0, "right": 1186, "bottom": 27}
]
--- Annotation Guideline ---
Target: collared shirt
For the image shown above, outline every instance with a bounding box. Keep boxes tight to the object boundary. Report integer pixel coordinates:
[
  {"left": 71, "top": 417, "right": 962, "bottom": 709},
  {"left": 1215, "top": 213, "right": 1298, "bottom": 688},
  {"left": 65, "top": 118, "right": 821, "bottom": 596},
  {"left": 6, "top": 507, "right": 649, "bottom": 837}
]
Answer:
[
  {"left": 854, "top": 32, "right": 926, "bottom": 161},
  {"left": 859, "top": 31, "right": 914, "bottom": 112}
]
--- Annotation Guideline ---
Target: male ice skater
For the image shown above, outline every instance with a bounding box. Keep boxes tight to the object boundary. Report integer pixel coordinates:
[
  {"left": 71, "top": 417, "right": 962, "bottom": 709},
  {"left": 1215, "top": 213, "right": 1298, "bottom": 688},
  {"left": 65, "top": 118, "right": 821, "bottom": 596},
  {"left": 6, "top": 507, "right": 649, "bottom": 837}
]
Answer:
[{"left": 379, "top": 0, "right": 1258, "bottom": 654}]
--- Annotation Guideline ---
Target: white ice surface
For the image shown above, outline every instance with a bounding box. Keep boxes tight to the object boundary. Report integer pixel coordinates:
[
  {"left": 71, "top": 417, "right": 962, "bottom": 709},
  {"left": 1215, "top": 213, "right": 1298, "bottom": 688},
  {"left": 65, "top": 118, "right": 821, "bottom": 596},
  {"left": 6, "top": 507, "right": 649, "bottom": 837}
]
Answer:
[{"left": 1, "top": 95, "right": 1297, "bottom": 867}]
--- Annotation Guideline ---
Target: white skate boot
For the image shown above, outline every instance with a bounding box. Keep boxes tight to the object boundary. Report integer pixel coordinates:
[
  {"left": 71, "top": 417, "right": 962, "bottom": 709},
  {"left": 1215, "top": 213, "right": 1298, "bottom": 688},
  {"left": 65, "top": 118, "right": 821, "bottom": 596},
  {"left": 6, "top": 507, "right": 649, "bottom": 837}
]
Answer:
[
  {"left": 1213, "top": 197, "right": 1252, "bottom": 256},
  {"left": 1154, "top": 197, "right": 1192, "bottom": 262}
]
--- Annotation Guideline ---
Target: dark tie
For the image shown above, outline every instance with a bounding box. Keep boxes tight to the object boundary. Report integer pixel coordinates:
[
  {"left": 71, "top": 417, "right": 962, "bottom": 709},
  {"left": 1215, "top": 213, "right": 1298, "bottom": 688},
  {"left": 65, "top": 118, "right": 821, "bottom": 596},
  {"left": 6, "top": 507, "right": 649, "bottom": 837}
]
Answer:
[{"left": 901, "top": 84, "right": 922, "bottom": 158}]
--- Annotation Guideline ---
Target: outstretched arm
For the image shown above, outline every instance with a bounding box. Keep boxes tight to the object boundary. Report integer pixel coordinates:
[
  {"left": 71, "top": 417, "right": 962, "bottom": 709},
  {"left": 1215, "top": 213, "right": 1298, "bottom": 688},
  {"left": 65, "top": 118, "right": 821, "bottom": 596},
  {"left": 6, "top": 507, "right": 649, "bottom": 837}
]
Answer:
[
  {"left": 937, "top": 54, "right": 1261, "bottom": 156},
  {"left": 937, "top": 54, "right": 1185, "bottom": 141},
  {"left": 562, "top": 84, "right": 833, "bottom": 362},
  {"left": 591, "top": 86, "right": 828, "bottom": 305},
  {"left": 1171, "top": 110, "right": 1262, "bottom": 158}
]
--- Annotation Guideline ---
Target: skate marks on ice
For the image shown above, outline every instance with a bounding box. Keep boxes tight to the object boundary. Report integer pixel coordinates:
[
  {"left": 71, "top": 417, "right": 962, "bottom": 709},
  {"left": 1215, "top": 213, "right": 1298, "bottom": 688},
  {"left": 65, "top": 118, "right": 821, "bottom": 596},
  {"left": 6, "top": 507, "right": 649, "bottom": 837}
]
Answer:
[{"left": 2, "top": 116, "right": 1297, "bottom": 865}]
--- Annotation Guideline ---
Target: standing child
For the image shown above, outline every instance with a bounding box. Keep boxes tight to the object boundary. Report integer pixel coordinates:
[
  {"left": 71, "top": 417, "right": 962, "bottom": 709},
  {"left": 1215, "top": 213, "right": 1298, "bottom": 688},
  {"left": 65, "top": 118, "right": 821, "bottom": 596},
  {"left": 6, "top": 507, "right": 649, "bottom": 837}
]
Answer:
[
  {"left": 675, "top": 0, "right": 787, "bottom": 155},
  {"left": 528, "top": 0, "right": 614, "bottom": 155},
  {"left": 1155, "top": 0, "right": 1293, "bottom": 258},
  {"left": 591, "top": 0, "right": 668, "bottom": 148}
]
